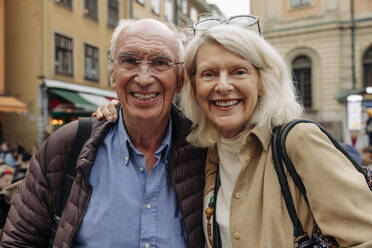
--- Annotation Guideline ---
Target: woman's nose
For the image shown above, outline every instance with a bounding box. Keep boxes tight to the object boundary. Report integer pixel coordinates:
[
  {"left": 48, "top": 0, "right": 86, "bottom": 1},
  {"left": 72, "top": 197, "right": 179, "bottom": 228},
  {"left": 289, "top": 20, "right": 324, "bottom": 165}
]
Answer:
[{"left": 215, "top": 74, "right": 233, "bottom": 95}]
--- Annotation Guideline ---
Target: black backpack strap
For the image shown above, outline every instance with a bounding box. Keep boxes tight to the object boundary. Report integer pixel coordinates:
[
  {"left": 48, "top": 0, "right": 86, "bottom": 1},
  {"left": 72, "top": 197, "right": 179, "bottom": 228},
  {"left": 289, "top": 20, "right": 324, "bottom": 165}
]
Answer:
[{"left": 49, "top": 117, "right": 92, "bottom": 247}]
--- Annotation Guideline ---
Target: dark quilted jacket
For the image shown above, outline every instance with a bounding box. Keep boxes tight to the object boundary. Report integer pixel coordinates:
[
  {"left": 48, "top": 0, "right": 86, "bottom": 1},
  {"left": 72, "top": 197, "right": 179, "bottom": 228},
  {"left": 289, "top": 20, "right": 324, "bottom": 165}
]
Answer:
[{"left": 1, "top": 105, "right": 207, "bottom": 248}]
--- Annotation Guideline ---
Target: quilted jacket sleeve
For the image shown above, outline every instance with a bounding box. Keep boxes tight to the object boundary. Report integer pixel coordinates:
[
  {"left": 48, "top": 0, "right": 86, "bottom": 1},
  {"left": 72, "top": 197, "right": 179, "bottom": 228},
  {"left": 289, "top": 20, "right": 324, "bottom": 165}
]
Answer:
[{"left": 0, "top": 121, "right": 78, "bottom": 248}]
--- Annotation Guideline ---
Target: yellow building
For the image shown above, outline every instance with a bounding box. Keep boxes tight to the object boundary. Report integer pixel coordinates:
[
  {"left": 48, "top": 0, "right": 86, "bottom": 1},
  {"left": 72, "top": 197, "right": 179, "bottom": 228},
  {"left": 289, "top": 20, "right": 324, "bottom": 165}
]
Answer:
[
  {"left": 0, "top": 0, "right": 27, "bottom": 144},
  {"left": 251, "top": 0, "right": 372, "bottom": 142},
  {"left": 4, "top": 0, "right": 213, "bottom": 149}
]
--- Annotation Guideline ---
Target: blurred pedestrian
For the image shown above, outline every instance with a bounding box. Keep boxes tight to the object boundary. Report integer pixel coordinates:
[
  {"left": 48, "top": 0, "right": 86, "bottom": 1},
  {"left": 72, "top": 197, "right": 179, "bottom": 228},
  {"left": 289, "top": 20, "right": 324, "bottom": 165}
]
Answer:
[{"left": 0, "top": 166, "right": 14, "bottom": 191}]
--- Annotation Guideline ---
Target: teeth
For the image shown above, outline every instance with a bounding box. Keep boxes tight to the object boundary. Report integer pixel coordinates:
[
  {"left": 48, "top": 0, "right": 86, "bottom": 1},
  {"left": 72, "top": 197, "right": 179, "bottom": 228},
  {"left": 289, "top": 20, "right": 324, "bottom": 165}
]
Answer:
[
  {"left": 132, "top": 93, "right": 157, "bottom": 100},
  {"left": 214, "top": 100, "right": 239, "bottom": 107}
]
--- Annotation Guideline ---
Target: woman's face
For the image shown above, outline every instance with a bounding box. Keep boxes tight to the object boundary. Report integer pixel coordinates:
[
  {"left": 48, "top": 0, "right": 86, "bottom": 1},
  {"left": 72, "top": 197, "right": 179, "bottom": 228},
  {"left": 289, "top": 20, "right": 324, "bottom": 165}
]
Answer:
[
  {"left": 0, "top": 174, "right": 13, "bottom": 189},
  {"left": 194, "top": 43, "right": 262, "bottom": 139}
]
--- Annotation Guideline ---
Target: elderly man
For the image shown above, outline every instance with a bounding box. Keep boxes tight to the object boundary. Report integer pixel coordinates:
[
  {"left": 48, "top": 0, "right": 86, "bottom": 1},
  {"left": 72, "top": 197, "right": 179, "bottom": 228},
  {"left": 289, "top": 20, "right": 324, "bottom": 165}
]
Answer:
[{"left": 1, "top": 19, "right": 206, "bottom": 248}]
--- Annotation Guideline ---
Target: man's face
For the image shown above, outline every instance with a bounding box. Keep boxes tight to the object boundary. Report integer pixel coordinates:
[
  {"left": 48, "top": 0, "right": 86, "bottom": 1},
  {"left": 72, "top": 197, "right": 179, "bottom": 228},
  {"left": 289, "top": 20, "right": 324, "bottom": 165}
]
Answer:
[{"left": 111, "top": 20, "right": 183, "bottom": 128}]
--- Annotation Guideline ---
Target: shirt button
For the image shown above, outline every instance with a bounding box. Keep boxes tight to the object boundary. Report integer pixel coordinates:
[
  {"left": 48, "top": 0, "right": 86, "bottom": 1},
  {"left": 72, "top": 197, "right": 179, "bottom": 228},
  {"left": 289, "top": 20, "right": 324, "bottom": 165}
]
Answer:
[
  {"left": 146, "top": 204, "right": 151, "bottom": 209},
  {"left": 235, "top": 192, "right": 241, "bottom": 199},
  {"left": 145, "top": 243, "right": 150, "bottom": 248},
  {"left": 233, "top": 232, "right": 240, "bottom": 239},
  {"left": 139, "top": 167, "right": 144, "bottom": 172}
]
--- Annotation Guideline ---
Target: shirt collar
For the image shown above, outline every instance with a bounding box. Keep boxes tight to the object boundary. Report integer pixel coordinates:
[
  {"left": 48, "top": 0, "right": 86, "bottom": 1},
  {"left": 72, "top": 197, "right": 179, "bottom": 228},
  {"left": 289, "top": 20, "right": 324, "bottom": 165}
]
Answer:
[
  {"left": 244, "top": 125, "right": 272, "bottom": 152},
  {"left": 118, "top": 107, "right": 172, "bottom": 166}
]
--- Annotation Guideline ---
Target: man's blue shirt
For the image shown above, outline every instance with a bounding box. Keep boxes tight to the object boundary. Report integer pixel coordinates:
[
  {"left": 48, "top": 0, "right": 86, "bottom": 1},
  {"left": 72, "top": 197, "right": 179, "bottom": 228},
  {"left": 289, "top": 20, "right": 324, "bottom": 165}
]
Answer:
[{"left": 73, "top": 110, "right": 188, "bottom": 248}]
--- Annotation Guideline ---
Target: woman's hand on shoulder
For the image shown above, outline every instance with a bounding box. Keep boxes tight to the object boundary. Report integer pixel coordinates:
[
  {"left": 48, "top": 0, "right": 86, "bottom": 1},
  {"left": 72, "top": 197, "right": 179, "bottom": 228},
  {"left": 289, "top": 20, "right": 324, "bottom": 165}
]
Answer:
[{"left": 92, "top": 99, "right": 119, "bottom": 120}]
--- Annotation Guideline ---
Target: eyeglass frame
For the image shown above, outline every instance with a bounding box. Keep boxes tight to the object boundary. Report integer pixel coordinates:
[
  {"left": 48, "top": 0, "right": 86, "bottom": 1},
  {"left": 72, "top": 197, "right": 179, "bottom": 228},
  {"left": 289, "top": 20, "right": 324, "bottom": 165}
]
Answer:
[
  {"left": 193, "top": 15, "right": 262, "bottom": 36},
  {"left": 108, "top": 54, "right": 184, "bottom": 72}
]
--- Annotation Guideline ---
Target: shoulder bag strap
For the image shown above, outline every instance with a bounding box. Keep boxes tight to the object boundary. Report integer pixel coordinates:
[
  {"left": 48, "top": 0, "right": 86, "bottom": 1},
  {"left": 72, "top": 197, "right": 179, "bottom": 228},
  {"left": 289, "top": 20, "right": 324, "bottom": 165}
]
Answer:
[
  {"left": 273, "top": 119, "right": 365, "bottom": 247},
  {"left": 49, "top": 117, "right": 92, "bottom": 247},
  {"left": 272, "top": 125, "right": 308, "bottom": 241},
  {"left": 279, "top": 119, "right": 365, "bottom": 201}
]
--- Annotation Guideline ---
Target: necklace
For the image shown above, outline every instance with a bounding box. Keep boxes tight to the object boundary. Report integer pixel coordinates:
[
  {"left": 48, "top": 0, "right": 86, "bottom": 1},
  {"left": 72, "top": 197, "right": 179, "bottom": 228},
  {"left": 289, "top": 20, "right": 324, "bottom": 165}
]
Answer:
[{"left": 205, "top": 195, "right": 214, "bottom": 247}]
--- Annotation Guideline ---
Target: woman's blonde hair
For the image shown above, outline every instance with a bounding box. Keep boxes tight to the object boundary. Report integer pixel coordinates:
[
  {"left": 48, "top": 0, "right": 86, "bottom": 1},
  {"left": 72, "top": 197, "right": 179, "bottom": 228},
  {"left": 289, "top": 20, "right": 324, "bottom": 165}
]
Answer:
[{"left": 181, "top": 24, "right": 303, "bottom": 148}]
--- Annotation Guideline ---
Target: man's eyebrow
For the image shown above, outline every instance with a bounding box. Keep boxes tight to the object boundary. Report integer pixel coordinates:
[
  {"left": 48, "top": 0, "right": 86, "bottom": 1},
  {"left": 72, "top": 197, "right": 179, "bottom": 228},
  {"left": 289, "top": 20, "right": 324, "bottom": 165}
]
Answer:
[
  {"left": 149, "top": 54, "right": 173, "bottom": 60},
  {"left": 117, "top": 52, "right": 137, "bottom": 57}
]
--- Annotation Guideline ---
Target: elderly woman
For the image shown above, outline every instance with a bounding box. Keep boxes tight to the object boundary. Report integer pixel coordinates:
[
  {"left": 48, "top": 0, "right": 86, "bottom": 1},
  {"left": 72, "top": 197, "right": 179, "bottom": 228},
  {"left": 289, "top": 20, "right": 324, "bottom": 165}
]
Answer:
[{"left": 96, "top": 17, "right": 372, "bottom": 247}]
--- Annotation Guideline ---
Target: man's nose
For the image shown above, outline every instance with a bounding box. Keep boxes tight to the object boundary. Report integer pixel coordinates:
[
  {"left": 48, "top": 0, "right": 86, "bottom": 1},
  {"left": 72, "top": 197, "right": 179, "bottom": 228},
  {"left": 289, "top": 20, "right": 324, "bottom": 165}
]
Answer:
[
  {"left": 134, "top": 63, "right": 155, "bottom": 86},
  {"left": 215, "top": 73, "right": 233, "bottom": 95}
]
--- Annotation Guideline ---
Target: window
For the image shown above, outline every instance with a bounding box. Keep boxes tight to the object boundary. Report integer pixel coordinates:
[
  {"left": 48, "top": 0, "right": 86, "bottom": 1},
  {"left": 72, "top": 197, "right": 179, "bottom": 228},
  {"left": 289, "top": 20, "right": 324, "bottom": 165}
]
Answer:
[
  {"left": 108, "top": 0, "right": 118, "bottom": 27},
  {"left": 182, "top": 0, "right": 187, "bottom": 14},
  {"left": 136, "top": 0, "right": 145, "bottom": 5},
  {"left": 55, "top": 34, "right": 73, "bottom": 76},
  {"left": 292, "top": 55, "right": 312, "bottom": 109},
  {"left": 290, "top": 0, "right": 312, "bottom": 8},
  {"left": 55, "top": 0, "right": 72, "bottom": 8},
  {"left": 164, "top": 0, "right": 173, "bottom": 22},
  {"left": 84, "top": 0, "right": 98, "bottom": 20},
  {"left": 85, "top": 44, "right": 100, "bottom": 82},
  {"left": 151, "top": 0, "right": 160, "bottom": 15},
  {"left": 190, "top": 7, "right": 198, "bottom": 22},
  {"left": 364, "top": 46, "right": 372, "bottom": 87}
]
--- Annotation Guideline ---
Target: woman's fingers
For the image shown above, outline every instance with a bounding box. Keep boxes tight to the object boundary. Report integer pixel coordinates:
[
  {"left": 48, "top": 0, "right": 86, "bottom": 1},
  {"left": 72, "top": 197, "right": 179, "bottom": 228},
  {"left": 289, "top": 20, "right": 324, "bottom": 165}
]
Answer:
[{"left": 93, "top": 99, "right": 120, "bottom": 120}]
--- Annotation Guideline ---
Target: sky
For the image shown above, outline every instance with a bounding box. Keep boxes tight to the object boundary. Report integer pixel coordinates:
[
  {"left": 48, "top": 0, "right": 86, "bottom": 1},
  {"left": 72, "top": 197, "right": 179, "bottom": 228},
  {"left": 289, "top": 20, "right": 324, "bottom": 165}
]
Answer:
[{"left": 206, "top": 0, "right": 251, "bottom": 16}]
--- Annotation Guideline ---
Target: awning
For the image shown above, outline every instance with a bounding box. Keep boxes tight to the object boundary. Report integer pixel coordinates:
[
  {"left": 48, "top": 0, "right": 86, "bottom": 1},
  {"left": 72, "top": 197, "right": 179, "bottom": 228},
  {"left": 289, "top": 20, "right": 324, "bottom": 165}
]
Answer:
[
  {"left": 43, "top": 79, "right": 117, "bottom": 115},
  {"left": 79, "top": 92, "right": 111, "bottom": 106},
  {"left": 0, "top": 96, "right": 27, "bottom": 113},
  {"left": 43, "top": 79, "right": 117, "bottom": 98}
]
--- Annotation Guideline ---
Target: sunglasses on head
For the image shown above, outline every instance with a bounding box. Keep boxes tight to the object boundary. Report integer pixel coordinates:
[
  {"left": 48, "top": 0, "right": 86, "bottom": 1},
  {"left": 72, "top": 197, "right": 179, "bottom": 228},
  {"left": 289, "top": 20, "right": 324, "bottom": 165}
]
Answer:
[{"left": 193, "top": 15, "right": 261, "bottom": 36}]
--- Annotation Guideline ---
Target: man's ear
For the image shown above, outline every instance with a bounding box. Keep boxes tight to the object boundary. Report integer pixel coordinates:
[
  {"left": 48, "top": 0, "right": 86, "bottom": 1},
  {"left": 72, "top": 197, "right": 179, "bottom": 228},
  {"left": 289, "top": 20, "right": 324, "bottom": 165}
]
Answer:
[
  {"left": 176, "top": 68, "right": 185, "bottom": 94},
  {"left": 110, "top": 70, "right": 116, "bottom": 89}
]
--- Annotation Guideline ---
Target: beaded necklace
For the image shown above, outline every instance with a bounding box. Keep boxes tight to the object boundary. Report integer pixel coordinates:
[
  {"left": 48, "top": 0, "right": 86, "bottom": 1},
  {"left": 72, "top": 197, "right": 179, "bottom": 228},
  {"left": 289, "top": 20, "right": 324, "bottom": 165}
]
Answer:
[
  {"left": 205, "top": 167, "right": 222, "bottom": 248},
  {"left": 205, "top": 195, "right": 214, "bottom": 247}
]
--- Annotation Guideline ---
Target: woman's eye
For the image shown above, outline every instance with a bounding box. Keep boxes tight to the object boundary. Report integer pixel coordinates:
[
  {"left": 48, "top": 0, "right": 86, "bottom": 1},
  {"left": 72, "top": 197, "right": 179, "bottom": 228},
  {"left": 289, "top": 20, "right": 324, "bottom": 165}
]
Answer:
[
  {"left": 234, "top": 69, "right": 248, "bottom": 76},
  {"left": 201, "top": 71, "right": 214, "bottom": 78}
]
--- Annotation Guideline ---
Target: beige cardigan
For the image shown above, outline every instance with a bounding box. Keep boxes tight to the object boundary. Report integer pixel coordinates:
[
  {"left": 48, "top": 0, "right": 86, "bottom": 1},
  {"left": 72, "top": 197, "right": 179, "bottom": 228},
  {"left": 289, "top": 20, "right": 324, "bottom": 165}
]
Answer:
[{"left": 204, "top": 123, "right": 372, "bottom": 247}]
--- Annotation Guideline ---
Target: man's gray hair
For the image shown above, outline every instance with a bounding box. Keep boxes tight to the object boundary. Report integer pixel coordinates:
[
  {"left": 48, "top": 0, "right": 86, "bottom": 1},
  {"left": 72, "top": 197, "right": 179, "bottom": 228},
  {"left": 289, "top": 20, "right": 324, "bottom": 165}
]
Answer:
[
  {"left": 181, "top": 24, "right": 303, "bottom": 148},
  {"left": 108, "top": 19, "right": 185, "bottom": 71}
]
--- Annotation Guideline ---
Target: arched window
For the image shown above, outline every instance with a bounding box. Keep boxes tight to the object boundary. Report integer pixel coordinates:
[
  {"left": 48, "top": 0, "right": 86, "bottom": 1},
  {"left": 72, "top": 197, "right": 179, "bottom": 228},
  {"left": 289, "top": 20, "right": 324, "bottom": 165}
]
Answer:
[
  {"left": 292, "top": 55, "right": 312, "bottom": 109},
  {"left": 363, "top": 46, "right": 372, "bottom": 87}
]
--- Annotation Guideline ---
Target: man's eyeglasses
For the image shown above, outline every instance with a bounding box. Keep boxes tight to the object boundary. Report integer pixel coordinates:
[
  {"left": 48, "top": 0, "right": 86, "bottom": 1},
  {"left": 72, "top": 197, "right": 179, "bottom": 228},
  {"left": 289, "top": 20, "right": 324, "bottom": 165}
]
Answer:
[
  {"left": 193, "top": 15, "right": 261, "bottom": 36},
  {"left": 109, "top": 55, "right": 184, "bottom": 72}
]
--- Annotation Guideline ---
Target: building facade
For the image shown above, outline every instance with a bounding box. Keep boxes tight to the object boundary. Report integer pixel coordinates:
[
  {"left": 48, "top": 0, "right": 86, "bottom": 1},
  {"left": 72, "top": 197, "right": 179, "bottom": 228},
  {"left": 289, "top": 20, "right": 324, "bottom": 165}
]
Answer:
[
  {"left": 4, "top": 0, "right": 213, "bottom": 148},
  {"left": 251, "top": 0, "right": 372, "bottom": 142}
]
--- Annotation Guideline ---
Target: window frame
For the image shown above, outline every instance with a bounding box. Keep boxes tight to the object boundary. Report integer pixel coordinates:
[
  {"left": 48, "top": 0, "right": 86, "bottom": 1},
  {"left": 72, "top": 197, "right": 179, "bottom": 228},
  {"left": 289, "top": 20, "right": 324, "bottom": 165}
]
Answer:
[
  {"left": 136, "top": 0, "right": 145, "bottom": 6},
  {"left": 363, "top": 46, "right": 372, "bottom": 87},
  {"left": 54, "top": 33, "right": 74, "bottom": 77},
  {"left": 292, "top": 55, "right": 312, "bottom": 109},
  {"left": 84, "top": 0, "right": 98, "bottom": 21},
  {"left": 107, "top": 0, "right": 119, "bottom": 27},
  {"left": 54, "top": 0, "right": 72, "bottom": 9},
  {"left": 84, "top": 43, "right": 100, "bottom": 82},
  {"left": 290, "top": 0, "right": 313, "bottom": 8},
  {"left": 182, "top": 0, "right": 187, "bottom": 15},
  {"left": 151, "top": 0, "right": 160, "bottom": 15},
  {"left": 190, "top": 6, "right": 198, "bottom": 22},
  {"left": 164, "top": 0, "right": 173, "bottom": 22}
]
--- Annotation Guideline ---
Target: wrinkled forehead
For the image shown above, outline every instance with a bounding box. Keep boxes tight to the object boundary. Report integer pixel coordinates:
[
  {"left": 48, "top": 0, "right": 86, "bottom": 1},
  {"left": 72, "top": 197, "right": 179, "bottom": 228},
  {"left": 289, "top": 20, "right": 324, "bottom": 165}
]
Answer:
[{"left": 115, "top": 21, "right": 179, "bottom": 59}]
